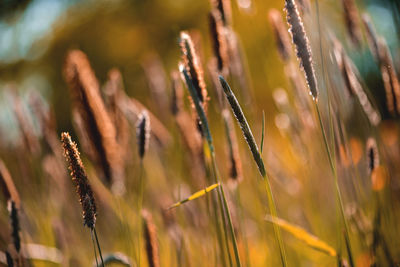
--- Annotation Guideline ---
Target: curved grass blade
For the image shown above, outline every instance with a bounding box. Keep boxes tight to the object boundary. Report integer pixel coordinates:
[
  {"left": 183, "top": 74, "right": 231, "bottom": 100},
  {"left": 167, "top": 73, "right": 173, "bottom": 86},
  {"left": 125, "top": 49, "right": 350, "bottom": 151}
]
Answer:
[
  {"left": 220, "top": 75, "right": 287, "bottom": 266},
  {"left": 261, "top": 110, "right": 265, "bottom": 154},
  {"left": 265, "top": 215, "right": 337, "bottom": 257},
  {"left": 168, "top": 183, "right": 220, "bottom": 209},
  {"left": 219, "top": 75, "right": 266, "bottom": 177}
]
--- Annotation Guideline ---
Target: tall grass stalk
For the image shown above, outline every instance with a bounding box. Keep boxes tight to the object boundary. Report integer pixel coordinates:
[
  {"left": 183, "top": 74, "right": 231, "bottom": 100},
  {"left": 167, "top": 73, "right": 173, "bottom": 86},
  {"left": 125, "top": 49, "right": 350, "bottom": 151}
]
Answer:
[
  {"left": 181, "top": 66, "right": 242, "bottom": 267},
  {"left": 219, "top": 76, "right": 287, "bottom": 266},
  {"left": 137, "top": 161, "right": 144, "bottom": 267},
  {"left": 314, "top": 102, "right": 354, "bottom": 267}
]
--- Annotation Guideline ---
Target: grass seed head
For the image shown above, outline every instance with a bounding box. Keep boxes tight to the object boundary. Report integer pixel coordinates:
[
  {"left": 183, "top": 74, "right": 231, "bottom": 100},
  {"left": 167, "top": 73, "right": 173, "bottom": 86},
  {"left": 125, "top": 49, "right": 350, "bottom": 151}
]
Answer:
[
  {"left": 268, "top": 9, "right": 292, "bottom": 62},
  {"left": 136, "top": 111, "right": 151, "bottom": 159},
  {"left": 285, "top": 0, "right": 318, "bottom": 100},
  {"left": 142, "top": 209, "right": 160, "bottom": 267},
  {"left": 341, "top": 0, "right": 362, "bottom": 47},
  {"left": 209, "top": 9, "right": 229, "bottom": 72},
  {"left": 61, "top": 132, "right": 97, "bottom": 228},
  {"left": 179, "top": 32, "right": 208, "bottom": 112}
]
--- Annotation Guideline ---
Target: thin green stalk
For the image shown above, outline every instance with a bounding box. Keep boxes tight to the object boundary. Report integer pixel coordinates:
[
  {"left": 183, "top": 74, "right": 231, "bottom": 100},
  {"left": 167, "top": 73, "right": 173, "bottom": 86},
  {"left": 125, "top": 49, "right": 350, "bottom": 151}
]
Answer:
[
  {"left": 314, "top": 101, "right": 354, "bottom": 267},
  {"left": 207, "top": 154, "right": 233, "bottom": 267},
  {"left": 235, "top": 188, "right": 251, "bottom": 267},
  {"left": 261, "top": 110, "right": 265, "bottom": 154},
  {"left": 211, "top": 157, "right": 241, "bottom": 267},
  {"left": 204, "top": 152, "right": 229, "bottom": 267},
  {"left": 181, "top": 67, "right": 242, "bottom": 267},
  {"left": 93, "top": 227, "right": 105, "bottom": 267},
  {"left": 263, "top": 174, "right": 287, "bottom": 266},
  {"left": 137, "top": 161, "right": 144, "bottom": 267},
  {"left": 91, "top": 228, "right": 99, "bottom": 267}
]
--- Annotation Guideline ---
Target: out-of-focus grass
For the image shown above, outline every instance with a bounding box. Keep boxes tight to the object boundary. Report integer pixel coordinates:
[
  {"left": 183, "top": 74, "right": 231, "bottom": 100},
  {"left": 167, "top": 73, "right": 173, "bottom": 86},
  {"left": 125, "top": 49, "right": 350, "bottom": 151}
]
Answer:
[{"left": 0, "top": 0, "right": 399, "bottom": 266}]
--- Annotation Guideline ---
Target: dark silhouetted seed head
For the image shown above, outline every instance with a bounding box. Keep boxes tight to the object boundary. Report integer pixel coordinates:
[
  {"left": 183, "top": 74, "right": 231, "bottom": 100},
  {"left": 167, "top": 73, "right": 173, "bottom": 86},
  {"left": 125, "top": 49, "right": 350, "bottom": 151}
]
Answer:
[
  {"left": 142, "top": 209, "right": 159, "bottom": 267},
  {"left": 8, "top": 200, "right": 21, "bottom": 253},
  {"left": 366, "top": 138, "right": 379, "bottom": 175},
  {"left": 209, "top": 9, "right": 229, "bottom": 72},
  {"left": 179, "top": 32, "right": 208, "bottom": 111},
  {"left": 136, "top": 111, "right": 151, "bottom": 159},
  {"left": 268, "top": 9, "right": 292, "bottom": 62},
  {"left": 285, "top": 0, "right": 318, "bottom": 99},
  {"left": 61, "top": 132, "right": 96, "bottom": 228}
]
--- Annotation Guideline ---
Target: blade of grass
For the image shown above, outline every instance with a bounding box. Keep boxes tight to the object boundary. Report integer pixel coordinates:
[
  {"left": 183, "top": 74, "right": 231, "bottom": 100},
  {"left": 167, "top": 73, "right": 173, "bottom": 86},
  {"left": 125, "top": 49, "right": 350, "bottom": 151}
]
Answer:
[
  {"left": 314, "top": 101, "right": 354, "bottom": 267},
  {"left": 168, "top": 183, "right": 220, "bottom": 209},
  {"left": 265, "top": 215, "right": 337, "bottom": 257},
  {"left": 219, "top": 75, "right": 287, "bottom": 266},
  {"left": 261, "top": 110, "right": 265, "bottom": 154}
]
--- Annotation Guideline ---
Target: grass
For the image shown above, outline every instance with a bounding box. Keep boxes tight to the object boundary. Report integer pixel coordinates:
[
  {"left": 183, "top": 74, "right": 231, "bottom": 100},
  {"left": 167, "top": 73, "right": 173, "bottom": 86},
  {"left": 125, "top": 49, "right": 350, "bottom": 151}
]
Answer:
[{"left": 0, "top": 0, "right": 399, "bottom": 266}]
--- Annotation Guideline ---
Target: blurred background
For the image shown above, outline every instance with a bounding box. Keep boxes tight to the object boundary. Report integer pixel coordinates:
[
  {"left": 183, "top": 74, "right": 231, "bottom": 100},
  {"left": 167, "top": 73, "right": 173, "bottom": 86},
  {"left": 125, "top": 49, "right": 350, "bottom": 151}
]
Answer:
[{"left": 0, "top": 0, "right": 398, "bottom": 136}]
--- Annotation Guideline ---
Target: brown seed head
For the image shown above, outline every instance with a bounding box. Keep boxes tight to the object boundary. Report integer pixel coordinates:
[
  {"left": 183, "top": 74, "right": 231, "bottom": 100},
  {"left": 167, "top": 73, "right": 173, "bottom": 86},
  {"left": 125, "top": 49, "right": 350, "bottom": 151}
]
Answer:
[
  {"left": 222, "top": 110, "right": 242, "bottom": 184},
  {"left": 268, "top": 9, "right": 292, "bottom": 62},
  {"left": 0, "top": 160, "right": 20, "bottom": 208},
  {"left": 136, "top": 111, "right": 151, "bottom": 159},
  {"left": 209, "top": 9, "right": 229, "bottom": 72},
  {"left": 179, "top": 32, "right": 208, "bottom": 111},
  {"left": 63, "top": 50, "right": 121, "bottom": 186},
  {"left": 210, "top": 0, "right": 232, "bottom": 26},
  {"left": 285, "top": 0, "right": 318, "bottom": 99},
  {"left": 170, "top": 70, "right": 184, "bottom": 116},
  {"left": 366, "top": 138, "right": 379, "bottom": 175},
  {"left": 61, "top": 132, "right": 96, "bottom": 228},
  {"left": 142, "top": 209, "right": 159, "bottom": 267},
  {"left": 341, "top": 0, "right": 362, "bottom": 47},
  {"left": 8, "top": 200, "right": 21, "bottom": 253},
  {"left": 378, "top": 38, "right": 400, "bottom": 117}
]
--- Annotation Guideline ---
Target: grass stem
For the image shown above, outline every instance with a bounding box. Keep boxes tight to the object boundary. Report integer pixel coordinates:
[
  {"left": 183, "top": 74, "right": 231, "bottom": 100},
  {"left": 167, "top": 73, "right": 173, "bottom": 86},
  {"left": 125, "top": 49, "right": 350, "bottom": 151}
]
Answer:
[{"left": 314, "top": 101, "right": 354, "bottom": 267}]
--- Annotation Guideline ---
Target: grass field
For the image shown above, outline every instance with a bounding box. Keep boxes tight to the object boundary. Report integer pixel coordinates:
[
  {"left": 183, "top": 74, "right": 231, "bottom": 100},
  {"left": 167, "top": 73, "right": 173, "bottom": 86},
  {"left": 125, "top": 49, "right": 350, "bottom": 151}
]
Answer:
[{"left": 0, "top": 0, "right": 399, "bottom": 266}]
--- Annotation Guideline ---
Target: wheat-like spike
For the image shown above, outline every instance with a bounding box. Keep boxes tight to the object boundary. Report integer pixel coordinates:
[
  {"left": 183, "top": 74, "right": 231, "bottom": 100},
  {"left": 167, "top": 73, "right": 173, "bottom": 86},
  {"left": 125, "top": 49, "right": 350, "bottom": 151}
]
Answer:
[
  {"left": 64, "top": 50, "right": 121, "bottom": 186},
  {"left": 103, "top": 69, "right": 130, "bottom": 152},
  {"left": 142, "top": 53, "right": 169, "bottom": 115},
  {"left": 142, "top": 210, "right": 160, "bottom": 267},
  {"left": 366, "top": 138, "right": 379, "bottom": 175},
  {"left": 361, "top": 14, "right": 380, "bottom": 63},
  {"left": 8, "top": 201, "right": 21, "bottom": 253},
  {"left": 296, "top": 0, "right": 310, "bottom": 14},
  {"left": 170, "top": 70, "right": 184, "bottom": 116},
  {"left": 5, "top": 250, "right": 13, "bottom": 266},
  {"left": 179, "top": 32, "right": 209, "bottom": 111},
  {"left": 222, "top": 110, "right": 243, "bottom": 184},
  {"left": 209, "top": 9, "right": 229, "bottom": 72},
  {"left": 136, "top": 111, "right": 151, "bottom": 159},
  {"left": 268, "top": 9, "right": 292, "bottom": 62},
  {"left": 341, "top": 0, "right": 362, "bottom": 47},
  {"left": 28, "top": 91, "right": 61, "bottom": 158},
  {"left": 210, "top": 0, "right": 232, "bottom": 26},
  {"left": 219, "top": 76, "right": 266, "bottom": 176},
  {"left": 0, "top": 160, "right": 20, "bottom": 208},
  {"left": 61, "top": 132, "right": 96, "bottom": 229},
  {"left": 285, "top": 0, "right": 318, "bottom": 99},
  {"left": 9, "top": 89, "right": 41, "bottom": 155},
  {"left": 378, "top": 37, "right": 400, "bottom": 117},
  {"left": 333, "top": 41, "right": 381, "bottom": 126}
]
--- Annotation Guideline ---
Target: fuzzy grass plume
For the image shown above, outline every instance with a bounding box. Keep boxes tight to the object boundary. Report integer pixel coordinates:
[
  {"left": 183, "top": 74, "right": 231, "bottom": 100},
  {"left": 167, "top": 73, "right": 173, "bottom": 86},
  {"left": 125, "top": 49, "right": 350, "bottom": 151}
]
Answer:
[
  {"left": 64, "top": 50, "right": 122, "bottom": 187},
  {"left": 142, "top": 210, "right": 160, "bottom": 267},
  {"left": 61, "top": 132, "right": 97, "bottom": 229},
  {"left": 285, "top": 0, "right": 318, "bottom": 99},
  {"left": 136, "top": 111, "right": 151, "bottom": 160}
]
